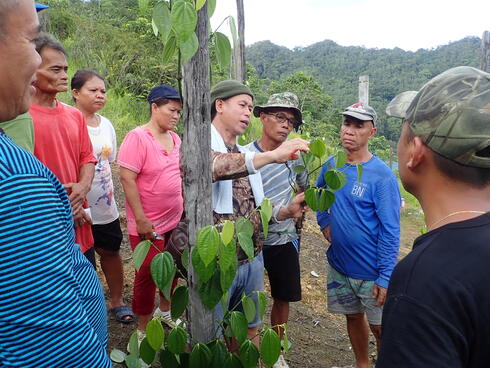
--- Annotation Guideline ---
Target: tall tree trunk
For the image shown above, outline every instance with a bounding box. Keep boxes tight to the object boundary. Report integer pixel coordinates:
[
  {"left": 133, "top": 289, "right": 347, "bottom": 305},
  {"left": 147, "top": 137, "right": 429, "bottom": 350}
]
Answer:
[
  {"left": 481, "top": 31, "right": 490, "bottom": 72},
  {"left": 182, "top": 2, "right": 214, "bottom": 344},
  {"left": 234, "top": 0, "right": 246, "bottom": 82}
]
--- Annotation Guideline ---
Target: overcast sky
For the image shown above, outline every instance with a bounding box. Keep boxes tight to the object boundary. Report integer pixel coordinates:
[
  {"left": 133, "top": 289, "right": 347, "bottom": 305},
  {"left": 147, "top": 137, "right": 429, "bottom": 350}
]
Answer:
[{"left": 212, "top": 0, "right": 489, "bottom": 51}]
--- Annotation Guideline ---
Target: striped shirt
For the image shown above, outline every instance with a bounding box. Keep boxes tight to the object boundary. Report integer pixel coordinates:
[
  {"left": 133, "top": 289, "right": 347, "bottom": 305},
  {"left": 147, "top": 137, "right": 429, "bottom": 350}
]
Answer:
[
  {"left": 246, "top": 141, "right": 308, "bottom": 246},
  {"left": 0, "top": 133, "right": 111, "bottom": 367}
]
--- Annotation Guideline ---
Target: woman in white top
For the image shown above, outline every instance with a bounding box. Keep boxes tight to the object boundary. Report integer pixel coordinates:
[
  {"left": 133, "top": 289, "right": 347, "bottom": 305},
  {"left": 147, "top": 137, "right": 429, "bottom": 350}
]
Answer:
[{"left": 71, "top": 70, "right": 133, "bottom": 324}]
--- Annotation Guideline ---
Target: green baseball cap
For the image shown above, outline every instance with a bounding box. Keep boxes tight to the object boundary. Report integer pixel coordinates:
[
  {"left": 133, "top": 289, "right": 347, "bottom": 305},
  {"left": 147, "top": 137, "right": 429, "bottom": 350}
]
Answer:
[
  {"left": 210, "top": 80, "right": 253, "bottom": 108},
  {"left": 386, "top": 91, "right": 418, "bottom": 119},
  {"left": 253, "top": 92, "right": 303, "bottom": 128},
  {"left": 405, "top": 66, "right": 490, "bottom": 168}
]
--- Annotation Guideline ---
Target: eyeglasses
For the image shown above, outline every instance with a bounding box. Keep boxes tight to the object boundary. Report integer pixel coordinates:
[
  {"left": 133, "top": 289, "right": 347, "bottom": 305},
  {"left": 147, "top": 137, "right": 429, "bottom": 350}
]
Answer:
[{"left": 265, "top": 112, "right": 297, "bottom": 128}]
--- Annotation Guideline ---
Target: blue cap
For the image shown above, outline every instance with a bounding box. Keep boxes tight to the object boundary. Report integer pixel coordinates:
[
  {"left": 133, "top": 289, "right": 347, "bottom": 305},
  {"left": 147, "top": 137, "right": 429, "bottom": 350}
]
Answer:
[
  {"left": 35, "top": 3, "right": 49, "bottom": 11},
  {"left": 147, "top": 85, "right": 181, "bottom": 103}
]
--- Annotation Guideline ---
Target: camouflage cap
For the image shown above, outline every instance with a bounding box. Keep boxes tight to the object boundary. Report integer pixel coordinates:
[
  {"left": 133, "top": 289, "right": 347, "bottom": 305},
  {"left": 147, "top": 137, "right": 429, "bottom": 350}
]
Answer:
[
  {"left": 386, "top": 91, "right": 418, "bottom": 119},
  {"left": 253, "top": 92, "right": 303, "bottom": 128},
  {"left": 406, "top": 66, "right": 490, "bottom": 168},
  {"left": 342, "top": 103, "right": 377, "bottom": 126}
]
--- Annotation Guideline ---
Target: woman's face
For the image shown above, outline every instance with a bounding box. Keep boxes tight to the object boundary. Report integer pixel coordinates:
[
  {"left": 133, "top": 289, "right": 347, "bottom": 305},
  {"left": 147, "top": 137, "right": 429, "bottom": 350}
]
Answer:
[
  {"left": 152, "top": 99, "right": 182, "bottom": 131},
  {"left": 72, "top": 76, "right": 106, "bottom": 114}
]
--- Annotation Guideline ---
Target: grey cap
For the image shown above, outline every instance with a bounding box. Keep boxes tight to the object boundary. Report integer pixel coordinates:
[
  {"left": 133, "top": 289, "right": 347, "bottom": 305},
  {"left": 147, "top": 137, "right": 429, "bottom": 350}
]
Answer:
[
  {"left": 386, "top": 91, "right": 418, "bottom": 119},
  {"left": 342, "top": 103, "right": 377, "bottom": 126}
]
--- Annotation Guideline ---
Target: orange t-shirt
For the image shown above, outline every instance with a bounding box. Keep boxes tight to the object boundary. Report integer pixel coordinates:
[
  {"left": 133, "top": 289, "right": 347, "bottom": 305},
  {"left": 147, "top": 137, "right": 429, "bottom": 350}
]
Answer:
[{"left": 31, "top": 101, "right": 97, "bottom": 253}]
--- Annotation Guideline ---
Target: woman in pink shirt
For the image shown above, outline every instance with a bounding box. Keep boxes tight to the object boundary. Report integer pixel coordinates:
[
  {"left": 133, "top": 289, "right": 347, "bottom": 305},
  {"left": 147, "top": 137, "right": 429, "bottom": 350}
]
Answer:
[{"left": 118, "top": 85, "right": 183, "bottom": 336}]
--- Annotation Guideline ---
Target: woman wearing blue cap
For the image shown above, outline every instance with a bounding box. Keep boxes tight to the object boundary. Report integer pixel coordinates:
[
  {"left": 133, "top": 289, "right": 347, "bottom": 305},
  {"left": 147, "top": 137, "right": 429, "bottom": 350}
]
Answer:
[{"left": 118, "top": 85, "right": 183, "bottom": 338}]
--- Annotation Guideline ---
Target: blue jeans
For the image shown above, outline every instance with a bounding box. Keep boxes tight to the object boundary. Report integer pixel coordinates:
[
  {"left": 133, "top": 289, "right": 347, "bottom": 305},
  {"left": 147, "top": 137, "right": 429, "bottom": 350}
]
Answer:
[{"left": 214, "top": 252, "right": 264, "bottom": 335}]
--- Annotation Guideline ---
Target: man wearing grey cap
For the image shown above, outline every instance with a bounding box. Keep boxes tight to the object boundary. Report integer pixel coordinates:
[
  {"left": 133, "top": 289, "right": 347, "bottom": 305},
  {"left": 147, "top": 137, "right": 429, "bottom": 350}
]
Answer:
[
  {"left": 316, "top": 103, "right": 400, "bottom": 368},
  {"left": 378, "top": 66, "right": 490, "bottom": 367}
]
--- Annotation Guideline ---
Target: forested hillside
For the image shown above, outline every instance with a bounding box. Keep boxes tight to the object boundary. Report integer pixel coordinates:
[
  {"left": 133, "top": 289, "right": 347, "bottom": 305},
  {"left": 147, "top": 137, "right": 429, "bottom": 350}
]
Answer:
[
  {"left": 247, "top": 38, "right": 481, "bottom": 141},
  {"left": 39, "top": 0, "right": 483, "bottom": 146}
]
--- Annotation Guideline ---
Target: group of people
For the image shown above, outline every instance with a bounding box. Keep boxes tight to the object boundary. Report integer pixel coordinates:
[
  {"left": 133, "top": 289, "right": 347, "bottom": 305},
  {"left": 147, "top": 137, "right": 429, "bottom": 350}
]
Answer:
[{"left": 1, "top": 1, "right": 490, "bottom": 368}]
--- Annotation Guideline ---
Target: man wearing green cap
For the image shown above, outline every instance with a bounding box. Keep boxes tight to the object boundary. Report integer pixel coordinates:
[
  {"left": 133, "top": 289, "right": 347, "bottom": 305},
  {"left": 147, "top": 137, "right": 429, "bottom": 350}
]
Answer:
[
  {"left": 378, "top": 66, "right": 490, "bottom": 367},
  {"left": 210, "top": 80, "right": 309, "bottom": 349},
  {"left": 245, "top": 92, "right": 307, "bottom": 367}
]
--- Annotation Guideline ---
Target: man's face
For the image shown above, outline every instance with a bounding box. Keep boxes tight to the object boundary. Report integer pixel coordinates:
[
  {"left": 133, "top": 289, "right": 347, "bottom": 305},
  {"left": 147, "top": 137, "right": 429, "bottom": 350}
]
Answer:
[
  {"left": 340, "top": 116, "right": 376, "bottom": 152},
  {"left": 260, "top": 108, "right": 295, "bottom": 144},
  {"left": 34, "top": 47, "right": 69, "bottom": 95},
  {"left": 217, "top": 94, "right": 253, "bottom": 138},
  {"left": 0, "top": 0, "right": 41, "bottom": 122}
]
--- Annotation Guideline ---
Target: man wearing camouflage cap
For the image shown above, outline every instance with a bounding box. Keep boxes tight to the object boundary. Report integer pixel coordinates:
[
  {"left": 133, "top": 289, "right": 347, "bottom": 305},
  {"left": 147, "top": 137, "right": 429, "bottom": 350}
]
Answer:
[
  {"left": 316, "top": 102, "right": 400, "bottom": 368},
  {"left": 378, "top": 66, "right": 490, "bottom": 367},
  {"left": 246, "top": 92, "right": 307, "bottom": 368}
]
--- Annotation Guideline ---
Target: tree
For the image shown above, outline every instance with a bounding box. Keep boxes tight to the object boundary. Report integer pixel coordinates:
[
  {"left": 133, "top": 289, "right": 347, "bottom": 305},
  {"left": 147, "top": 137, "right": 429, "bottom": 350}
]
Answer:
[
  {"left": 233, "top": 0, "right": 246, "bottom": 82},
  {"left": 181, "top": 2, "right": 214, "bottom": 344}
]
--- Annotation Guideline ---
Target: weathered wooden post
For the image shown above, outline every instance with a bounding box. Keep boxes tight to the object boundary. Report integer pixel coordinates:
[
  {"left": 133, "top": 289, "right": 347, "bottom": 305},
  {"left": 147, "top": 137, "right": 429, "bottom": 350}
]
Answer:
[
  {"left": 358, "top": 75, "right": 369, "bottom": 104},
  {"left": 481, "top": 31, "right": 490, "bottom": 72},
  {"left": 234, "top": 0, "right": 246, "bottom": 83},
  {"left": 181, "top": 2, "right": 214, "bottom": 343}
]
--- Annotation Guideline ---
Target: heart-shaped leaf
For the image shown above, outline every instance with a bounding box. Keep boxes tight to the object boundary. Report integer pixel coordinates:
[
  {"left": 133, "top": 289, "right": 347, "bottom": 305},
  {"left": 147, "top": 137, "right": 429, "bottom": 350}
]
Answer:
[
  {"left": 260, "top": 328, "right": 281, "bottom": 367},
  {"left": 133, "top": 240, "right": 151, "bottom": 271},
  {"left": 221, "top": 220, "right": 235, "bottom": 246},
  {"left": 189, "top": 343, "right": 212, "bottom": 368},
  {"left": 192, "top": 247, "right": 216, "bottom": 282},
  {"left": 150, "top": 252, "right": 176, "bottom": 299},
  {"left": 230, "top": 311, "right": 248, "bottom": 344},
  {"left": 146, "top": 318, "right": 164, "bottom": 351},
  {"left": 196, "top": 225, "right": 220, "bottom": 266},
  {"left": 167, "top": 326, "right": 188, "bottom": 355},
  {"left": 239, "top": 340, "right": 260, "bottom": 368},
  {"left": 171, "top": 0, "right": 197, "bottom": 42},
  {"left": 171, "top": 285, "right": 189, "bottom": 321}
]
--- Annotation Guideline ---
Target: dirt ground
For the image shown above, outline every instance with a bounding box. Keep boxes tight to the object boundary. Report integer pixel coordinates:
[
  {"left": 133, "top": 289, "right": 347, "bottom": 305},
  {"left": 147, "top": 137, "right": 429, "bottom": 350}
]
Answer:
[{"left": 105, "top": 167, "right": 424, "bottom": 367}]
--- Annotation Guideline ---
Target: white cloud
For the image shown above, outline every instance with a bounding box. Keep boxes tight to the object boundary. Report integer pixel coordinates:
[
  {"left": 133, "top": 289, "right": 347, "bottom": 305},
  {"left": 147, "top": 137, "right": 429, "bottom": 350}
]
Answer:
[{"left": 212, "top": 0, "right": 489, "bottom": 51}]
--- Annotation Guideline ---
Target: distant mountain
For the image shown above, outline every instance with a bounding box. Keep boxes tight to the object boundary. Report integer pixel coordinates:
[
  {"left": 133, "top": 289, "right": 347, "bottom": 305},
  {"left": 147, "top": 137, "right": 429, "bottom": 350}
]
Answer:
[{"left": 246, "top": 37, "right": 481, "bottom": 137}]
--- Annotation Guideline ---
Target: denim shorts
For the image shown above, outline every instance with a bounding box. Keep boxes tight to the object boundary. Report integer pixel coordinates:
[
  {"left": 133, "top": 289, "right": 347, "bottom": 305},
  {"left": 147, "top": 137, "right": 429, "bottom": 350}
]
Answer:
[
  {"left": 214, "top": 252, "right": 264, "bottom": 333},
  {"left": 326, "top": 263, "right": 382, "bottom": 325}
]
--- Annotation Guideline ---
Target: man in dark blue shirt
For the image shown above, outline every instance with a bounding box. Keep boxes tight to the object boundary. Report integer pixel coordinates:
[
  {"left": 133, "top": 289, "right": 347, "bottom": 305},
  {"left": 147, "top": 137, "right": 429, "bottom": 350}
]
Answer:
[
  {"left": 378, "top": 66, "right": 490, "bottom": 368},
  {"left": 317, "top": 103, "right": 400, "bottom": 368}
]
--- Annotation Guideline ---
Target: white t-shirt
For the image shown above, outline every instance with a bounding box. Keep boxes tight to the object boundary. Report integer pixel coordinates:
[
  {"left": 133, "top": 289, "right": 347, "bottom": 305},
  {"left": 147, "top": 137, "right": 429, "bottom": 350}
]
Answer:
[{"left": 86, "top": 115, "right": 119, "bottom": 224}]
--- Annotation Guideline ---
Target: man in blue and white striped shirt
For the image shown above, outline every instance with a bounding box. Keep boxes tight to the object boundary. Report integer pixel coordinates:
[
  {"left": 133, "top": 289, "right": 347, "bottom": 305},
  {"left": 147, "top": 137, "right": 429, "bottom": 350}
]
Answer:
[
  {"left": 0, "top": 1, "right": 111, "bottom": 367},
  {"left": 246, "top": 92, "right": 307, "bottom": 367}
]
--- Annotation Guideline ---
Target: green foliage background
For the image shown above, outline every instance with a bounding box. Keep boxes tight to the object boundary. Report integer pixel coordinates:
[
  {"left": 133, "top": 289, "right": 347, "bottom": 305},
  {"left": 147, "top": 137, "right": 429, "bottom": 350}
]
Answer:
[{"left": 41, "top": 0, "right": 482, "bottom": 162}]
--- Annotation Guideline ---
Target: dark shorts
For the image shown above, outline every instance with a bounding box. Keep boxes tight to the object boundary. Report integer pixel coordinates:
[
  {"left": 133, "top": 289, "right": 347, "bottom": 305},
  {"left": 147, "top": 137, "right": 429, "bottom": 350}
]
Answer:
[
  {"left": 263, "top": 241, "right": 301, "bottom": 302},
  {"left": 91, "top": 218, "right": 123, "bottom": 252},
  {"left": 83, "top": 247, "right": 96, "bottom": 269}
]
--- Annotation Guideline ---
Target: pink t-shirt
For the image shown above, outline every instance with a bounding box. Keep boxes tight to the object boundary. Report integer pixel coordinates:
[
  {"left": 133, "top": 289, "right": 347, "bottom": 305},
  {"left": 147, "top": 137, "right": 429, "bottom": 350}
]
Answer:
[
  {"left": 118, "top": 127, "right": 183, "bottom": 236},
  {"left": 31, "top": 101, "right": 97, "bottom": 253}
]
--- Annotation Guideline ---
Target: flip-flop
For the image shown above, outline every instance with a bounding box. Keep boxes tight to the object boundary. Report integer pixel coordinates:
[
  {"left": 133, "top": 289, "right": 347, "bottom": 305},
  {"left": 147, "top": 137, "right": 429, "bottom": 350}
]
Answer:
[{"left": 110, "top": 305, "right": 135, "bottom": 324}]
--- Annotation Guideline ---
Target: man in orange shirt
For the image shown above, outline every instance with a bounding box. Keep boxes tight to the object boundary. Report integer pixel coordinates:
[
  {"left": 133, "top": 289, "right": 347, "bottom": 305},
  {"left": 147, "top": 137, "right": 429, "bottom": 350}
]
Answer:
[{"left": 30, "top": 33, "right": 97, "bottom": 265}]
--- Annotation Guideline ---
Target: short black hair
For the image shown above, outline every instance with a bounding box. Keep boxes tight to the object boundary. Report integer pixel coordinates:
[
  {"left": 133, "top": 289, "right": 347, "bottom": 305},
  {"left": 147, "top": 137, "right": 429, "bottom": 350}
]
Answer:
[
  {"left": 403, "top": 122, "right": 490, "bottom": 188},
  {"left": 211, "top": 97, "right": 231, "bottom": 121},
  {"left": 35, "top": 32, "right": 66, "bottom": 55},
  {"left": 71, "top": 69, "right": 105, "bottom": 102}
]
